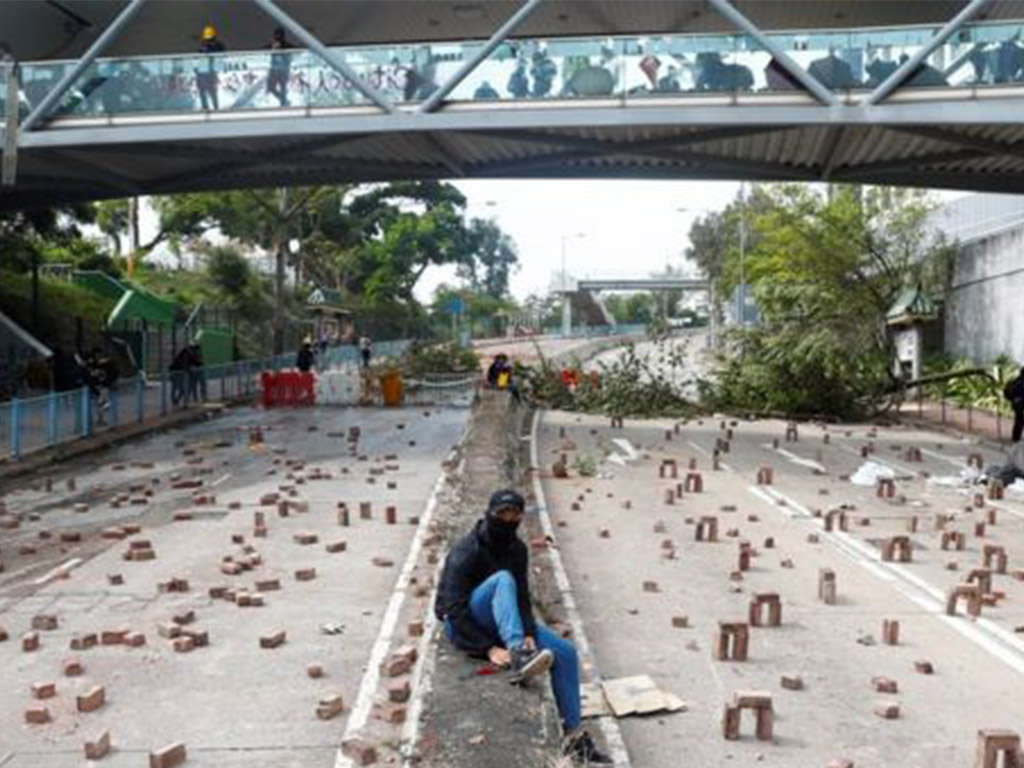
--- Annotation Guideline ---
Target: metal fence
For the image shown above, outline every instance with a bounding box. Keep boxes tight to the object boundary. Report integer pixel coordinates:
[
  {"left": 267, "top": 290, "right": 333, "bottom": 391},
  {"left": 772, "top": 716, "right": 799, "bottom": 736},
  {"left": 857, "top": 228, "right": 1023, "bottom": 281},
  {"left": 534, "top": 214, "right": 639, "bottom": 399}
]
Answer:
[
  {"left": 0, "top": 340, "right": 412, "bottom": 462},
  {"left": 908, "top": 385, "right": 1016, "bottom": 444}
]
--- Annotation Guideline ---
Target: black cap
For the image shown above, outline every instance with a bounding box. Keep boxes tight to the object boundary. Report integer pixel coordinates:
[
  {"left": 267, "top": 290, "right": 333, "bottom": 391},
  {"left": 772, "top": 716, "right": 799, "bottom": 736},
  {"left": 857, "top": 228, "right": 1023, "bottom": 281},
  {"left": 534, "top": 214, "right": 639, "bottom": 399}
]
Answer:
[{"left": 488, "top": 489, "right": 525, "bottom": 514}]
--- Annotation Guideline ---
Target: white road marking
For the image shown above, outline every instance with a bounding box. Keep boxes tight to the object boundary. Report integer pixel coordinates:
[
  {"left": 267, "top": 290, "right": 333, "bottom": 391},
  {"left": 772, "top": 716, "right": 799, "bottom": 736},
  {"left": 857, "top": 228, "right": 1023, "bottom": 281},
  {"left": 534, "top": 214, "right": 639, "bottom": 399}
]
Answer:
[
  {"left": 766, "top": 445, "right": 827, "bottom": 473},
  {"left": 334, "top": 452, "right": 456, "bottom": 768},
  {"left": 920, "top": 447, "right": 972, "bottom": 469},
  {"left": 752, "top": 482, "right": 1024, "bottom": 678},
  {"left": 210, "top": 472, "right": 232, "bottom": 487},
  {"left": 33, "top": 558, "right": 83, "bottom": 586},
  {"left": 611, "top": 438, "right": 639, "bottom": 461},
  {"left": 400, "top": 456, "right": 465, "bottom": 767},
  {"left": 532, "top": 411, "right": 631, "bottom": 768}
]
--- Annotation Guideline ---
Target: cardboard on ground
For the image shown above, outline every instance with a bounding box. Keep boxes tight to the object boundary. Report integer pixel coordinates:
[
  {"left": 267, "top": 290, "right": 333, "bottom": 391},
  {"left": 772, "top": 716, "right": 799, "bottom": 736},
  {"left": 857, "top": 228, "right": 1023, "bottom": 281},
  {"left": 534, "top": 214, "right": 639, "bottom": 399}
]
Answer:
[{"left": 581, "top": 675, "right": 687, "bottom": 719}]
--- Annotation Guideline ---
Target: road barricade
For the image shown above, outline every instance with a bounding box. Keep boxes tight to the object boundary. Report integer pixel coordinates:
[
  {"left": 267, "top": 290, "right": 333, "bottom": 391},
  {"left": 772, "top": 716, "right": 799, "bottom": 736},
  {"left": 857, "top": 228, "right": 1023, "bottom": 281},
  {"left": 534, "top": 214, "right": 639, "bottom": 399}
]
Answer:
[{"left": 261, "top": 371, "right": 316, "bottom": 407}]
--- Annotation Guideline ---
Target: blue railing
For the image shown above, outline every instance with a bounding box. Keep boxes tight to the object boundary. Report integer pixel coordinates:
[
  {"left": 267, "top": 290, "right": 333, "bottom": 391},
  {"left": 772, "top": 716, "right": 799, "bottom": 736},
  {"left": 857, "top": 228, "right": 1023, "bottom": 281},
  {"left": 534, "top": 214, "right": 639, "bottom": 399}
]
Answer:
[
  {"left": 12, "top": 18, "right": 1024, "bottom": 122},
  {"left": 0, "top": 340, "right": 411, "bottom": 462}
]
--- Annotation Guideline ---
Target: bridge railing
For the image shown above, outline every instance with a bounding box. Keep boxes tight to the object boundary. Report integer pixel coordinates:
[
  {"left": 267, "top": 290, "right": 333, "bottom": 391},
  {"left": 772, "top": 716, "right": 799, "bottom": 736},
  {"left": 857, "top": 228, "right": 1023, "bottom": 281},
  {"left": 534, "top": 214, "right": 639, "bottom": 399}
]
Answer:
[{"left": 15, "top": 18, "right": 1024, "bottom": 121}]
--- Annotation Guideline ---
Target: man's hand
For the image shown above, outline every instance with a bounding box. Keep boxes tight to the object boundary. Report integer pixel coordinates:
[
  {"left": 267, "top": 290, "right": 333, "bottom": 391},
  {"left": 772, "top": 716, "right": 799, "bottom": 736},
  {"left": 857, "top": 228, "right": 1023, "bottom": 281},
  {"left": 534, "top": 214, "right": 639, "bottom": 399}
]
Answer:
[
  {"left": 488, "top": 646, "right": 511, "bottom": 668},
  {"left": 523, "top": 636, "right": 537, "bottom": 652}
]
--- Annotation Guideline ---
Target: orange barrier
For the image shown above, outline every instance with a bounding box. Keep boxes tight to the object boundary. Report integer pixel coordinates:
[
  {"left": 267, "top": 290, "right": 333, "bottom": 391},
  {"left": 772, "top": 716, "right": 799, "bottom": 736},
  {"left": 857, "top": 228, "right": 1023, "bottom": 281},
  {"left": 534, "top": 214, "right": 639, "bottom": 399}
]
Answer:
[
  {"left": 261, "top": 371, "right": 316, "bottom": 407},
  {"left": 380, "top": 371, "right": 404, "bottom": 407}
]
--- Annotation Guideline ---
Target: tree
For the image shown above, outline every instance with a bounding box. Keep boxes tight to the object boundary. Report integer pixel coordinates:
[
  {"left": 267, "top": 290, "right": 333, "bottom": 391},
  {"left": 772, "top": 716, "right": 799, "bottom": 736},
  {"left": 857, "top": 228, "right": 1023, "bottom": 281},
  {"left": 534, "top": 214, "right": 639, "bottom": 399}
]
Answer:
[
  {"left": 458, "top": 218, "right": 519, "bottom": 299},
  {"left": 0, "top": 203, "right": 96, "bottom": 333},
  {"left": 206, "top": 244, "right": 251, "bottom": 297},
  {"left": 704, "top": 184, "right": 954, "bottom": 419}
]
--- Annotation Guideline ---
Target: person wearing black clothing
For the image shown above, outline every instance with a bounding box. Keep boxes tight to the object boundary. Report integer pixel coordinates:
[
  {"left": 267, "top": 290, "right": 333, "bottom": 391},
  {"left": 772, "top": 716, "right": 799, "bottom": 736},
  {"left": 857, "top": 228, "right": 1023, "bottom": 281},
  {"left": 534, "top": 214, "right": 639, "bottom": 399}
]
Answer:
[
  {"left": 435, "top": 489, "right": 611, "bottom": 765},
  {"left": 507, "top": 60, "right": 529, "bottom": 98},
  {"left": 196, "top": 25, "right": 225, "bottom": 110},
  {"left": 296, "top": 339, "right": 315, "bottom": 373},
  {"left": 187, "top": 343, "right": 205, "bottom": 402},
  {"left": 169, "top": 346, "right": 191, "bottom": 405},
  {"left": 267, "top": 27, "right": 292, "bottom": 106},
  {"left": 1005, "top": 367, "right": 1024, "bottom": 442}
]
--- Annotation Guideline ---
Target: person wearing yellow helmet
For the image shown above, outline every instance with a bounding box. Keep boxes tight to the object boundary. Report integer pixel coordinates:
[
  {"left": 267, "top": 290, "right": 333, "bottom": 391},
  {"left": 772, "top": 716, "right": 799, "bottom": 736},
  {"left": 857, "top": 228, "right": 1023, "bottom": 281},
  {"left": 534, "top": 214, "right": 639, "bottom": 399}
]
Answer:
[{"left": 196, "top": 24, "right": 225, "bottom": 110}]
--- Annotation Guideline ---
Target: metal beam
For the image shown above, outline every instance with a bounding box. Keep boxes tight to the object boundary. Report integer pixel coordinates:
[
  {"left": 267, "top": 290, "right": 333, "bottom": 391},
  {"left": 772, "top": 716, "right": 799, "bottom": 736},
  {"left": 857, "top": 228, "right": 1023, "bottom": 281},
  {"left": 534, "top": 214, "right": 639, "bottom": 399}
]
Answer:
[
  {"left": 250, "top": 0, "right": 397, "bottom": 114},
  {"left": 831, "top": 148, "right": 986, "bottom": 179},
  {"left": 20, "top": 0, "right": 148, "bottom": 132},
  {"left": 578, "top": 279, "right": 708, "bottom": 291},
  {"left": 889, "top": 125, "right": 1024, "bottom": 163},
  {"left": 150, "top": 133, "right": 372, "bottom": 191},
  {"left": 706, "top": 0, "right": 838, "bottom": 106},
  {"left": 2, "top": 61, "right": 18, "bottom": 184},
  {"left": 865, "top": 0, "right": 991, "bottom": 105},
  {"left": 419, "top": 0, "right": 545, "bottom": 113},
  {"left": 817, "top": 126, "right": 847, "bottom": 180},
  {"left": 479, "top": 125, "right": 782, "bottom": 153},
  {"left": 476, "top": 126, "right": 789, "bottom": 171},
  {"left": 22, "top": 92, "right": 1024, "bottom": 154},
  {"left": 477, "top": 127, "right": 811, "bottom": 178},
  {"left": 422, "top": 133, "right": 465, "bottom": 176}
]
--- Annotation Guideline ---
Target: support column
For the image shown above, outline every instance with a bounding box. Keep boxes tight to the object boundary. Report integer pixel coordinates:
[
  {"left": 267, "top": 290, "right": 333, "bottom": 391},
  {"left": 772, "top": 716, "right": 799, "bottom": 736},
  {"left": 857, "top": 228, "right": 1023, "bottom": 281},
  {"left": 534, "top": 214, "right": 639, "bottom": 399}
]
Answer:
[{"left": 561, "top": 294, "right": 572, "bottom": 337}]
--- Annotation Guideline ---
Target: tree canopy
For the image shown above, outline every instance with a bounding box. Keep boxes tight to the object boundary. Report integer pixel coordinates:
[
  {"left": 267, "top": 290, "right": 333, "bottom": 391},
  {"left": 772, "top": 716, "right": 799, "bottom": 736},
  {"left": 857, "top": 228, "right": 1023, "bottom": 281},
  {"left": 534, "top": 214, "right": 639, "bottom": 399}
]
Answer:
[{"left": 693, "top": 183, "right": 955, "bottom": 419}]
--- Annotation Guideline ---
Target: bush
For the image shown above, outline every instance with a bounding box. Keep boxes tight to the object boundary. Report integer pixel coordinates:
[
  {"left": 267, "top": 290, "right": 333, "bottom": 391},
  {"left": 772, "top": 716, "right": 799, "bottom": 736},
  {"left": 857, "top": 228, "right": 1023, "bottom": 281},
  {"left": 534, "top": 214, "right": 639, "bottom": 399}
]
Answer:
[
  {"left": 526, "top": 339, "right": 697, "bottom": 418},
  {"left": 401, "top": 341, "right": 480, "bottom": 376}
]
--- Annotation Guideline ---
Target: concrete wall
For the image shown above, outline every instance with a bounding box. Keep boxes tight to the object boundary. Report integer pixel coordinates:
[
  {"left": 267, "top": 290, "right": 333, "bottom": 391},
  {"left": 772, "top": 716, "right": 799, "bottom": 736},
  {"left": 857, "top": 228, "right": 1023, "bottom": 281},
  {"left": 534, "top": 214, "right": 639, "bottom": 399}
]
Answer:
[{"left": 945, "top": 224, "right": 1024, "bottom": 364}]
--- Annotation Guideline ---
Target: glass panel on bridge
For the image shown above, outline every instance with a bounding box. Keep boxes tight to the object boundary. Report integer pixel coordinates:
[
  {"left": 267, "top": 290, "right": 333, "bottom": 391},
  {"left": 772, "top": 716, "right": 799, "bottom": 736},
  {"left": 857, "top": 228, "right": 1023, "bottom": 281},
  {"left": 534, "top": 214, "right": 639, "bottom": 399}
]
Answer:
[{"left": 14, "top": 19, "right": 1024, "bottom": 119}]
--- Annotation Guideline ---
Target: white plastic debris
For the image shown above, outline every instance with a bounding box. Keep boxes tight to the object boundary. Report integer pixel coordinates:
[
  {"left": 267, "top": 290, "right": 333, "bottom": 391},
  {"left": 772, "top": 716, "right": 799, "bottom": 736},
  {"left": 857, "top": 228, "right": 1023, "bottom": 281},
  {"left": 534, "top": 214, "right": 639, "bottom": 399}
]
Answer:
[
  {"left": 927, "top": 467, "right": 982, "bottom": 488},
  {"left": 849, "top": 461, "right": 896, "bottom": 487}
]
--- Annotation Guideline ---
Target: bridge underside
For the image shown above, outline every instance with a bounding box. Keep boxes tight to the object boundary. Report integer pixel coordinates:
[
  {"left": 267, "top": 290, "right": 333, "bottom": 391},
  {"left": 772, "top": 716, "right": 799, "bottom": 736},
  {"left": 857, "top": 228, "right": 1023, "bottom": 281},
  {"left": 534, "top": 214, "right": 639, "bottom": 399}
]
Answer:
[{"left": 8, "top": 98, "right": 1024, "bottom": 209}]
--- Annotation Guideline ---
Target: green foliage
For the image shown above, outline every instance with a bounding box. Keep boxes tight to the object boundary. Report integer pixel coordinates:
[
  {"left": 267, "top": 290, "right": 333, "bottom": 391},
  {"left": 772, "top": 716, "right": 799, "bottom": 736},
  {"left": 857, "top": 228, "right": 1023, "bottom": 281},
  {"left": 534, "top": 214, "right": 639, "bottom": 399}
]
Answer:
[
  {"left": 401, "top": 340, "right": 481, "bottom": 376},
  {"left": 923, "top": 354, "right": 1020, "bottom": 414},
  {"left": 205, "top": 245, "right": 252, "bottom": 297},
  {"left": 0, "top": 269, "right": 115, "bottom": 350},
  {"left": 526, "top": 340, "right": 696, "bottom": 418},
  {"left": 457, "top": 218, "right": 519, "bottom": 299},
  {"left": 695, "top": 184, "right": 953, "bottom": 419},
  {"left": 430, "top": 284, "right": 518, "bottom": 339},
  {"left": 604, "top": 293, "right": 656, "bottom": 324}
]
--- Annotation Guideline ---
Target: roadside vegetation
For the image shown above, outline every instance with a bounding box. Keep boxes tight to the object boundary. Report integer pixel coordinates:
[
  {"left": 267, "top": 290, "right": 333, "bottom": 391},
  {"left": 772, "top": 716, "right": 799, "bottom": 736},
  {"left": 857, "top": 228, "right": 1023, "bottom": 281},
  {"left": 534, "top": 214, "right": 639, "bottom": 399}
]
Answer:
[{"left": 691, "top": 184, "right": 957, "bottom": 420}]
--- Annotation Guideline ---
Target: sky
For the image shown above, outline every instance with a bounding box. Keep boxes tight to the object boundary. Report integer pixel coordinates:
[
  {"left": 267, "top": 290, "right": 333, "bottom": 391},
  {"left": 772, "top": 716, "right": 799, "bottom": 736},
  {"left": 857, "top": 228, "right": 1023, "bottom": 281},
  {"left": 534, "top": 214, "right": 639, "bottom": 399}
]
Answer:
[
  {"left": 415, "top": 179, "right": 744, "bottom": 302},
  {"left": 131, "top": 179, "right": 964, "bottom": 305}
]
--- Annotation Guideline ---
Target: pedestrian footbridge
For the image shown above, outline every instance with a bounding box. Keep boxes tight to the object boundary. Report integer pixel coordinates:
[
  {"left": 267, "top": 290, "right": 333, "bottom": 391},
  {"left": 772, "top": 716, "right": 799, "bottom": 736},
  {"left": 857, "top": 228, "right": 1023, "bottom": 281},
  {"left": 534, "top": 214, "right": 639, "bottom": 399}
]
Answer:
[{"left": 4, "top": 0, "right": 1024, "bottom": 208}]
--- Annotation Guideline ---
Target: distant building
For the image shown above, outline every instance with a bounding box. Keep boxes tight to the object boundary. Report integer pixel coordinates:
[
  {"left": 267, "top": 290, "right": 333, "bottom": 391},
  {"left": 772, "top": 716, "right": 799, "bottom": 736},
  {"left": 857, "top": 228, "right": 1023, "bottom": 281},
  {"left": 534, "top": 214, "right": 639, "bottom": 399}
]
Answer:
[{"left": 928, "top": 193, "right": 1024, "bottom": 364}]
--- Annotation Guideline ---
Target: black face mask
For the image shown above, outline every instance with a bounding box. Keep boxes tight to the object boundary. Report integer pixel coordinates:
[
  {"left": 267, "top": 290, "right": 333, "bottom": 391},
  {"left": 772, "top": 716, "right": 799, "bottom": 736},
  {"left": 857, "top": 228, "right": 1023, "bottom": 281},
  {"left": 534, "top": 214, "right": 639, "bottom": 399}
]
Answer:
[{"left": 485, "top": 513, "right": 520, "bottom": 550}]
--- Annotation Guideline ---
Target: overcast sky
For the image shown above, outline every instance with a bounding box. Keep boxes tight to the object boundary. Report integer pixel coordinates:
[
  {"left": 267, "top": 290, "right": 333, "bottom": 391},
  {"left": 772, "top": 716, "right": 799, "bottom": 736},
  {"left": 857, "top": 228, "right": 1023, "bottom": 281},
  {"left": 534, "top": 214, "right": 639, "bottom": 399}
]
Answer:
[
  {"left": 415, "top": 179, "right": 745, "bottom": 302},
  {"left": 133, "top": 179, "right": 964, "bottom": 304}
]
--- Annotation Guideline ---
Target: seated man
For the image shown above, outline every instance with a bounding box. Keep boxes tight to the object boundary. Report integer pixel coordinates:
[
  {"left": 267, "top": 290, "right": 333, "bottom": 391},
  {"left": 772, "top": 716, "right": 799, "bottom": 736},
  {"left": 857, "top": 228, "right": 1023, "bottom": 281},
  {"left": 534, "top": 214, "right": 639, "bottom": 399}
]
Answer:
[{"left": 435, "top": 489, "right": 611, "bottom": 764}]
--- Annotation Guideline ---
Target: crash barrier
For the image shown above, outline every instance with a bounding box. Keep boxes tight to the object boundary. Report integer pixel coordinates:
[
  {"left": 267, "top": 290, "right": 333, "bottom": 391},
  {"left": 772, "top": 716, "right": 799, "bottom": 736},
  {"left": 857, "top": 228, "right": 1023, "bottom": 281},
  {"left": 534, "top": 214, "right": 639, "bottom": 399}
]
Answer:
[
  {"left": 260, "top": 371, "right": 316, "bottom": 407},
  {"left": 315, "top": 369, "right": 480, "bottom": 407}
]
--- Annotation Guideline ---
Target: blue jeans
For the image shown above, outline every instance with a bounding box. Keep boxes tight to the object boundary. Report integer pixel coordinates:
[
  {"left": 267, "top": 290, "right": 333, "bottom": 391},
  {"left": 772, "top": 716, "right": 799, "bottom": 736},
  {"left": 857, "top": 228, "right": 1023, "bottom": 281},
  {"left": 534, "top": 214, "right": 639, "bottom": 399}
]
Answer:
[{"left": 446, "top": 570, "right": 582, "bottom": 732}]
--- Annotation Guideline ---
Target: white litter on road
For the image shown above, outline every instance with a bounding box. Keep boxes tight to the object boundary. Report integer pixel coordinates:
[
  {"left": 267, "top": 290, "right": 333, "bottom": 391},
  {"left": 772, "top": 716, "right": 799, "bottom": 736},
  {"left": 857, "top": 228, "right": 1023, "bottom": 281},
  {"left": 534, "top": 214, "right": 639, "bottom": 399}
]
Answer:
[
  {"left": 927, "top": 467, "right": 983, "bottom": 488},
  {"left": 849, "top": 461, "right": 896, "bottom": 487}
]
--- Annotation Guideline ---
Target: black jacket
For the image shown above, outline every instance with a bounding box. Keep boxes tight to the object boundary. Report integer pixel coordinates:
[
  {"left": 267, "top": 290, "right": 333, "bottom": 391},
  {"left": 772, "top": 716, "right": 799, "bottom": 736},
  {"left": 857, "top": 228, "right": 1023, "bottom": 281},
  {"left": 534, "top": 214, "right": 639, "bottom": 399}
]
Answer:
[{"left": 435, "top": 519, "right": 537, "bottom": 655}]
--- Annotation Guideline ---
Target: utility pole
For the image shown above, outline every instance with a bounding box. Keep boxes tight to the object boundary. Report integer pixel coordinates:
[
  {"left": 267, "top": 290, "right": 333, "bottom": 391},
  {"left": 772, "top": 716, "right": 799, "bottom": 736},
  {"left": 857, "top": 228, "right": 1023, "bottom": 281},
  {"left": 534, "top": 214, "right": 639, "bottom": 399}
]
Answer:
[
  {"left": 127, "top": 196, "right": 140, "bottom": 277},
  {"left": 737, "top": 181, "right": 747, "bottom": 328},
  {"left": 273, "top": 187, "right": 287, "bottom": 355}
]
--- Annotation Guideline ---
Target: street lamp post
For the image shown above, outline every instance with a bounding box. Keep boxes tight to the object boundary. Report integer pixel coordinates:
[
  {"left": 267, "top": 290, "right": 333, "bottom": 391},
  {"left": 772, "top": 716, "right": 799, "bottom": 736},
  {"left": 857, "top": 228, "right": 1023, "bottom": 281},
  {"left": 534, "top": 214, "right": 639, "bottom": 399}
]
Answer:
[{"left": 560, "top": 232, "right": 584, "bottom": 336}]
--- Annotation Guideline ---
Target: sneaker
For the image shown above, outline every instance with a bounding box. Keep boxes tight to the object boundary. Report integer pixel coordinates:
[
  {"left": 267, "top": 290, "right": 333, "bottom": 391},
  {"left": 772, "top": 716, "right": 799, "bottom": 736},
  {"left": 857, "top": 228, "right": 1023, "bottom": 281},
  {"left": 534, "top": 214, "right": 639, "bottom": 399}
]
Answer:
[
  {"left": 563, "top": 730, "right": 613, "bottom": 765},
  {"left": 508, "top": 646, "right": 553, "bottom": 683}
]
